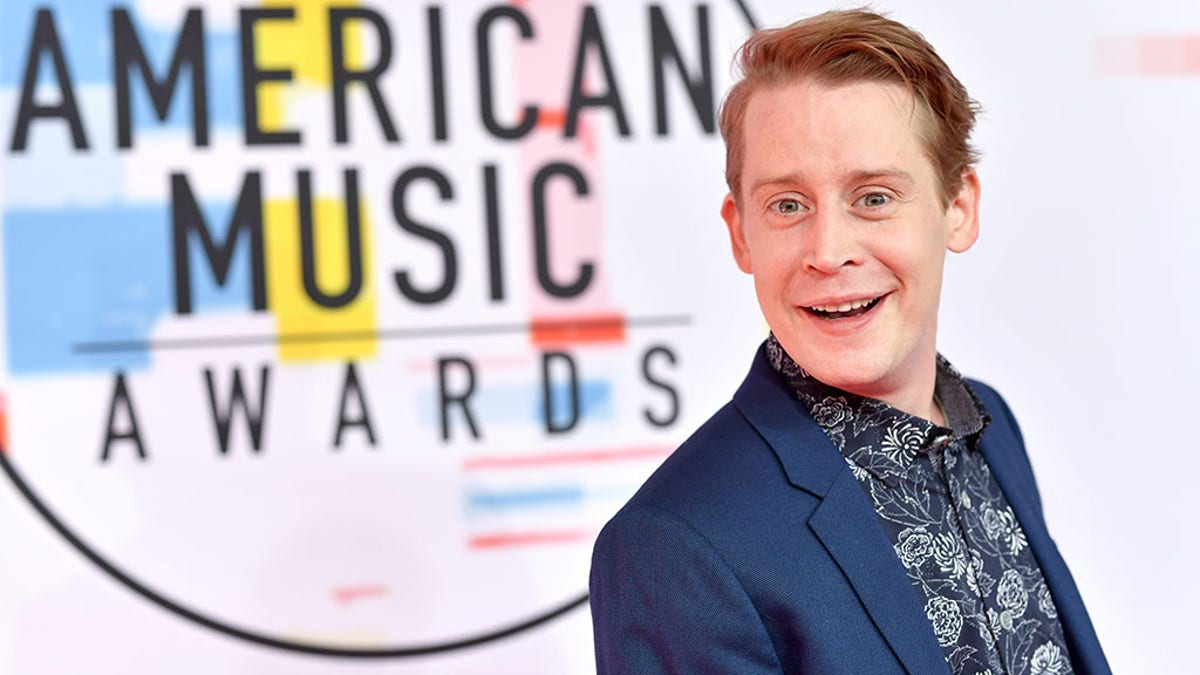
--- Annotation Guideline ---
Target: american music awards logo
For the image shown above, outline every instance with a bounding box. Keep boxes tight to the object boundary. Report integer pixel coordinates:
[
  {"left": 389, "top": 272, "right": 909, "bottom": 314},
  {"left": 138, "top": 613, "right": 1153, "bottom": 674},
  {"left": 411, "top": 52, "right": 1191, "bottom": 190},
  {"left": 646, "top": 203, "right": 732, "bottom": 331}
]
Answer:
[{"left": 0, "top": 0, "right": 757, "bottom": 657}]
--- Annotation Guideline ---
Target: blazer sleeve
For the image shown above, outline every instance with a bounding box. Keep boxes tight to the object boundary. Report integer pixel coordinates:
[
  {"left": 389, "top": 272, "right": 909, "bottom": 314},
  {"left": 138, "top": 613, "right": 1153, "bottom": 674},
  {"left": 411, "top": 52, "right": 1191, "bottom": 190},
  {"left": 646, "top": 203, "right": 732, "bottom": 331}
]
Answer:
[{"left": 590, "top": 504, "right": 782, "bottom": 674}]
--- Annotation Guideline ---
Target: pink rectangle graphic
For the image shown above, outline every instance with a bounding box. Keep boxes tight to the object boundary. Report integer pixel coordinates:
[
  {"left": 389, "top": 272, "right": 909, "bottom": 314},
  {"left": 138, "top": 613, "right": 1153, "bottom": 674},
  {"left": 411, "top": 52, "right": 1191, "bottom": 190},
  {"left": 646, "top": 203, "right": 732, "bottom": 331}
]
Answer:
[
  {"left": 469, "top": 530, "right": 591, "bottom": 549},
  {"left": 1096, "top": 35, "right": 1200, "bottom": 75},
  {"left": 331, "top": 584, "right": 389, "bottom": 605},
  {"left": 463, "top": 445, "right": 674, "bottom": 471}
]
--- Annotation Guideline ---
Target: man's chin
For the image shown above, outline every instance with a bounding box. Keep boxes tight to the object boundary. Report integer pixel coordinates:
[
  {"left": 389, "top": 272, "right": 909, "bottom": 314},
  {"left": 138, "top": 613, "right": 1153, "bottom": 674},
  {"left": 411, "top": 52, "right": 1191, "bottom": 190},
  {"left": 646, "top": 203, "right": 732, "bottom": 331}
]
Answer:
[{"left": 790, "top": 349, "right": 896, "bottom": 398}]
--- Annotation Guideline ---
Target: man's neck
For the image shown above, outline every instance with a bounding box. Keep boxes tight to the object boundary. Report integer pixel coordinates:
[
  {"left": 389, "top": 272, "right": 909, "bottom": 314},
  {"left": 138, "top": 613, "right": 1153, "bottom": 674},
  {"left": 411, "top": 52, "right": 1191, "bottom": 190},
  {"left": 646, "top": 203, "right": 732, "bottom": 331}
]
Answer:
[{"left": 843, "top": 366, "right": 940, "bottom": 425}]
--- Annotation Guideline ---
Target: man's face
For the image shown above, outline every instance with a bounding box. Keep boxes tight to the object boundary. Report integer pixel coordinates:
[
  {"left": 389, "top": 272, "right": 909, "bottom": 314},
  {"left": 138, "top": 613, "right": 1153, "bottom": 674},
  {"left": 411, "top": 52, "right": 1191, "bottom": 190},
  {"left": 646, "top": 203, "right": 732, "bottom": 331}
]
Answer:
[{"left": 722, "top": 78, "right": 980, "bottom": 412}]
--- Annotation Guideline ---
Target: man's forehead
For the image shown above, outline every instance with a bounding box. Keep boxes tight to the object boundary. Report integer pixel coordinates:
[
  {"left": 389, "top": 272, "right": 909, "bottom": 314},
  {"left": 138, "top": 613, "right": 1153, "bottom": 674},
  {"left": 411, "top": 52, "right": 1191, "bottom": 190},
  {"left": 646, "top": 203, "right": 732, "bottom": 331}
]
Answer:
[
  {"left": 738, "top": 79, "right": 935, "bottom": 192},
  {"left": 743, "top": 77, "right": 919, "bottom": 124}
]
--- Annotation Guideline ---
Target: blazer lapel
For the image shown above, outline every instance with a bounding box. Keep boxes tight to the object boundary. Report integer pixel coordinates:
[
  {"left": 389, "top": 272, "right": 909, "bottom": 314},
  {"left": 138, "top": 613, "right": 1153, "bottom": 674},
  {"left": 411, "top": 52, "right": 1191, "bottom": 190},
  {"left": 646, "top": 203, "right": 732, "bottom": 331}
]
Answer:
[
  {"left": 974, "top": 387, "right": 1111, "bottom": 673},
  {"left": 808, "top": 470, "right": 951, "bottom": 675},
  {"left": 733, "top": 348, "right": 949, "bottom": 675}
]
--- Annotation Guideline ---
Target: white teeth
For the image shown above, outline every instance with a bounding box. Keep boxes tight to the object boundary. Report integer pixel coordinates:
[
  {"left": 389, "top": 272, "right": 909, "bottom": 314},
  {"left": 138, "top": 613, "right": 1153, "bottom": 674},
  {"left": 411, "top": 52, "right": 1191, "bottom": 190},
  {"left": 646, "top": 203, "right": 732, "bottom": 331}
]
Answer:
[{"left": 810, "top": 298, "right": 874, "bottom": 313}]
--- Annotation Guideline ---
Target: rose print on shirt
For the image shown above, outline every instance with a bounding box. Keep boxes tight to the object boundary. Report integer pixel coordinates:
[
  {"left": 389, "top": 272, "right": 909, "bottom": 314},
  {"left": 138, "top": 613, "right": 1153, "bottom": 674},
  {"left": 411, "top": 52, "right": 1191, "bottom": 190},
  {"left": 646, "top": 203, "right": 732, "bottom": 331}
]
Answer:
[
  {"left": 895, "top": 526, "right": 935, "bottom": 568},
  {"left": 810, "top": 396, "right": 852, "bottom": 432},
  {"left": 1031, "top": 642, "right": 1069, "bottom": 675}
]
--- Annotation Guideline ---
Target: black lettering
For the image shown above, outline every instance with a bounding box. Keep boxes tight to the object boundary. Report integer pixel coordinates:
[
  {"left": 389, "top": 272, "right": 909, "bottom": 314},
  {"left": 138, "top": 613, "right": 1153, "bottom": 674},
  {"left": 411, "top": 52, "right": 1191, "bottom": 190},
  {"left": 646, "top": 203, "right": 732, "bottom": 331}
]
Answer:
[
  {"left": 483, "top": 164, "right": 504, "bottom": 301},
  {"left": 427, "top": 6, "right": 448, "bottom": 141},
  {"left": 438, "top": 356, "right": 480, "bottom": 442},
  {"left": 392, "top": 166, "right": 457, "bottom": 304},
  {"left": 542, "top": 351, "right": 580, "bottom": 434},
  {"left": 10, "top": 9, "right": 87, "bottom": 151},
  {"left": 204, "top": 365, "right": 270, "bottom": 455},
  {"left": 330, "top": 7, "right": 398, "bottom": 144},
  {"left": 649, "top": 5, "right": 714, "bottom": 135},
  {"left": 477, "top": 6, "right": 538, "bottom": 139},
  {"left": 642, "top": 344, "right": 680, "bottom": 427},
  {"left": 100, "top": 373, "right": 147, "bottom": 462},
  {"left": 565, "top": 6, "right": 629, "bottom": 138},
  {"left": 239, "top": 8, "right": 300, "bottom": 145},
  {"left": 112, "top": 8, "right": 208, "bottom": 149},
  {"left": 333, "top": 362, "right": 376, "bottom": 448},
  {"left": 298, "top": 168, "right": 364, "bottom": 308},
  {"left": 532, "top": 162, "right": 593, "bottom": 298},
  {"left": 171, "top": 171, "right": 266, "bottom": 315}
]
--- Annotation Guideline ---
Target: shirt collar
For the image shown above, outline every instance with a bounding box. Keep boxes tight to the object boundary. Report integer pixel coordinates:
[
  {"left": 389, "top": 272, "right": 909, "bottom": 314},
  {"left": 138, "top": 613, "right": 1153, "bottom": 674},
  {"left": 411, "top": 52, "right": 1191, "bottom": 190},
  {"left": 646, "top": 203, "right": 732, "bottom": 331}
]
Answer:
[
  {"left": 764, "top": 334, "right": 990, "bottom": 458},
  {"left": 932, "top": 353, "right": 989, "bottom": 443}
]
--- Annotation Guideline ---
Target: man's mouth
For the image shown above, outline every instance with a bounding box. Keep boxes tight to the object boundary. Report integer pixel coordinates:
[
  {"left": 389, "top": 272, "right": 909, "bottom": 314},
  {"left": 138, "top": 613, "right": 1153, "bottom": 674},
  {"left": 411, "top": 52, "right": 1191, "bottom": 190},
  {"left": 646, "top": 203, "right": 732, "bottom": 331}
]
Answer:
[{"left": 804, "top": 296, "right": 883, "bottom": 320}]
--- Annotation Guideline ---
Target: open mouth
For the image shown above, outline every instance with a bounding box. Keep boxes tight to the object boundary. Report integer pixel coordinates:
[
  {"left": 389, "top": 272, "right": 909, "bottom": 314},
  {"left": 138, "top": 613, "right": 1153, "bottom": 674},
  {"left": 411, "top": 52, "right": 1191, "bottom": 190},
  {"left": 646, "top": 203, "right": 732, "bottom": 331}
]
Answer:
[{"left": 804, "top": 296, "right": 883, "bottom": 320}]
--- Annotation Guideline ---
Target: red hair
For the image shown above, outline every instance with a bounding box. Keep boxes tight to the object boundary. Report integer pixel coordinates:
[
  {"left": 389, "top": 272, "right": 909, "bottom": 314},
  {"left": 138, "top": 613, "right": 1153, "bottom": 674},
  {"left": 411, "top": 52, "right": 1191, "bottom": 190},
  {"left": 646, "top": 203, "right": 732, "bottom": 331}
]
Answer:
[{"left": 719, "top": 9, "right": 980, "bottom": 206}]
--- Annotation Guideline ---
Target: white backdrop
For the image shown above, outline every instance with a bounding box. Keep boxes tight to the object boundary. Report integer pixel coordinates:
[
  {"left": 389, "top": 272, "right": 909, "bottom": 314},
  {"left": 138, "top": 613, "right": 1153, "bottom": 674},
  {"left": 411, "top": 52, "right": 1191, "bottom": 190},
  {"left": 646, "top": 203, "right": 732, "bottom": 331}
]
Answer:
[{"left": 0, "top": 1, "right": 1195, "bottom": 673}]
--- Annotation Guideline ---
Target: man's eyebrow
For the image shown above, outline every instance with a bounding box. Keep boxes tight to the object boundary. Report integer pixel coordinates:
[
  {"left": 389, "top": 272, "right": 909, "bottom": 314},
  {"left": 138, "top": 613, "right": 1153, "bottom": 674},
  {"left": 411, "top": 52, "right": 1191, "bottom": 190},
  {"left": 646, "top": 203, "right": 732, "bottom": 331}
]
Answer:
[
  {"left": 748, "top": 168, "right": 916, "bottom": 195},
  {"left": 748, "top": 172, "right": 806, "bottom": 195},
  {"left": 847, "top": 168, "right": 916, "bottom": 185}
]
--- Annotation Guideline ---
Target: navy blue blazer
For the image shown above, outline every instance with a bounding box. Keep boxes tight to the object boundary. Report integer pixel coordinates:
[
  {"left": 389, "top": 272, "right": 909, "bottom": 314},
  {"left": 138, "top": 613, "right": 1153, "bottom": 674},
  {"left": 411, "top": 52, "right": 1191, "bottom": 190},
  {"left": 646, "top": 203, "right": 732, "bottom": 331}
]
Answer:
[{"left": 591, "top": 346, "right": 1110, "bottom": 673}]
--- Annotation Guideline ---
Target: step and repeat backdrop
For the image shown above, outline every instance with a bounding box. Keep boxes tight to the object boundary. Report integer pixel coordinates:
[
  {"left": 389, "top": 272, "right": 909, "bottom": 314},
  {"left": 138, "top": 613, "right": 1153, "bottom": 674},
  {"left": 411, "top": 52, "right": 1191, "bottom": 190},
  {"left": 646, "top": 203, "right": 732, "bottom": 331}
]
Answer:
[{"left": 1, "top": 1, "right": 1195, "bottom": 673}]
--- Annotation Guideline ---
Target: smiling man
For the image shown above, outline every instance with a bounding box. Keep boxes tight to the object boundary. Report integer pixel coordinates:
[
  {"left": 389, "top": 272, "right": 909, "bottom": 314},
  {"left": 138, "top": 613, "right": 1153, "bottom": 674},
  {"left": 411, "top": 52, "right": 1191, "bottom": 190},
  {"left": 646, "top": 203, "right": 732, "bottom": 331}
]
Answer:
[{"left": 590, "top": 9, "right": 1110, "bottom": 675}]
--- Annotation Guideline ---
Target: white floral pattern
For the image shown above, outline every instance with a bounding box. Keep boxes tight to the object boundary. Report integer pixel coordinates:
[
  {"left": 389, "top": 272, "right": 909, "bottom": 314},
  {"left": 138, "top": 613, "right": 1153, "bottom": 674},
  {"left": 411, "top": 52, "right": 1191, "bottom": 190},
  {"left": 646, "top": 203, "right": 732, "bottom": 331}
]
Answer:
[
  {"left": 882, "top": 421, "right": 926, "bottom": 462},
  {"left": 982, "top": 506, "right": 1029, "bottom": 557},
  {"left": 933, "top": 532, "right": 968, "bottom": 579},
  {"left": 1031, "top": 642, "right": 1069, "bottom": 675},
  {"left": 896, "top": 527, "right": 935, "bottom": 568},
  {"left": 996, "top": 569, "right": 1029, "bottom": 617},
  {"left": 810, "top": 396, "right": 852, "bottom": 431},
  {"left": 926, "top": 596, "right": 965, "bottom": 647},
  {"left": 1038, "top": 584, "right": 1059, "bottom": 620},
  {"left": 766, "top": 335, "right": 1073, "bottom": 675}
]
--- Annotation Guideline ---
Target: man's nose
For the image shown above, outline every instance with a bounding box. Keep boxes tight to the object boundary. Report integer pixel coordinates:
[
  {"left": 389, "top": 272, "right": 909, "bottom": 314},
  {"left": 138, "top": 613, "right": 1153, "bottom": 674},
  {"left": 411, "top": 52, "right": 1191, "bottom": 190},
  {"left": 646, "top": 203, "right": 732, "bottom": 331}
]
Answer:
[{"left": 801, "top": 208, "right": 862, "bottom": 274}]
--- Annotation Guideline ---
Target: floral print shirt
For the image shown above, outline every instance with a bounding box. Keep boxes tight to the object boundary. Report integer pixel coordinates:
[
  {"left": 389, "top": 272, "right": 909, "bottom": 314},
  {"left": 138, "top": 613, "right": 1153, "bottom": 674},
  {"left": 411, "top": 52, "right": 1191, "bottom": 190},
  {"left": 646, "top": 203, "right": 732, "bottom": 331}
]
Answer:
[{"left": 765, "top": 336, "right": 1072, "bottom": 675}]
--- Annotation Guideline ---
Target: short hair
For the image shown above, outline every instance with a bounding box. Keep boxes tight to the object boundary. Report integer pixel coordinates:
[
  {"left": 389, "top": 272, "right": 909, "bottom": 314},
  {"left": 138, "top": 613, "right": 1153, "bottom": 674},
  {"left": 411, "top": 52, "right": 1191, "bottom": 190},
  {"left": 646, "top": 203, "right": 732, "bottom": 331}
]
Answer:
[{"left": 719, "top": 9, "right": 981, "bottom": 207}]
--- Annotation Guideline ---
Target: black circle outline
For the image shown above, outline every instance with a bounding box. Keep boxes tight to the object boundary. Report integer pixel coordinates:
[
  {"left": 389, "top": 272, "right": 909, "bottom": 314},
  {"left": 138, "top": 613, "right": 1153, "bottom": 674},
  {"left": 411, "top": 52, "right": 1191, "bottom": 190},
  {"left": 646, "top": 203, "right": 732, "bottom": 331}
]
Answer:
[
  {"left": 0, "top": 445, "right": 588, "bottom": 657},
  {"left": 0, "top": 2, "right": 758, "bottom": 657}
]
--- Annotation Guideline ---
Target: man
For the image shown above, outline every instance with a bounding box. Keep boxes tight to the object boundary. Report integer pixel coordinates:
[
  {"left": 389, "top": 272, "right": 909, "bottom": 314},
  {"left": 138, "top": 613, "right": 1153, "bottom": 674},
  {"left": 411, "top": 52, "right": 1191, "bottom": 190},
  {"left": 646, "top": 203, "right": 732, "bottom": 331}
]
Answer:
[{"left": 590, "top": 9, "right": 1110, "bottom": 674}]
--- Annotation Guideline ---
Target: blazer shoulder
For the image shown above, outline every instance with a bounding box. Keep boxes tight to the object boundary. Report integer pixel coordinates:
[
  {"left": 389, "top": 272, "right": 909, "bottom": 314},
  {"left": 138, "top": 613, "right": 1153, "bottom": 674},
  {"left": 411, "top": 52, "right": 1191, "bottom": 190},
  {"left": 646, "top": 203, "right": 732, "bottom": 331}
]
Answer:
[{"left": 623, "top": 400, "right": 786, "bottom": 514}]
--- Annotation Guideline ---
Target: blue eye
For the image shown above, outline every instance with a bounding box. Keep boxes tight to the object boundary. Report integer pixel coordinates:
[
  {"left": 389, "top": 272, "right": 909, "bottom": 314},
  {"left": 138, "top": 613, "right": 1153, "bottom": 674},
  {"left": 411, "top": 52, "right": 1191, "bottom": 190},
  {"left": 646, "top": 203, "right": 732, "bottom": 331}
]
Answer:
[
  {"left": 773, "top": 198, "right": 803, "bottom": 214},
  {"left": 858, "top": 193, "right": 891, "bottom": 208}
]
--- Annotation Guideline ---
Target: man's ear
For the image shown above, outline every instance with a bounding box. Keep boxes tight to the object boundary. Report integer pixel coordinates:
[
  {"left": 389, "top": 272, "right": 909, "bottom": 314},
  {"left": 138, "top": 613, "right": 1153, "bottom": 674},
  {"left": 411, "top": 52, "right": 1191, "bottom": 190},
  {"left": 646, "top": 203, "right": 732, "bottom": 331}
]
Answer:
[
  {"left": 946, "top": 169, "right": 981, "bottom": 253},
  {"left": 722, "top": 193, "right": 753, "bottom": 273}
]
